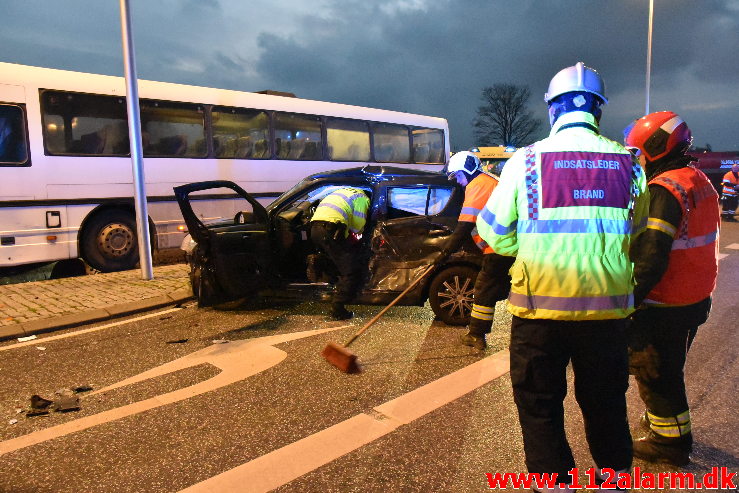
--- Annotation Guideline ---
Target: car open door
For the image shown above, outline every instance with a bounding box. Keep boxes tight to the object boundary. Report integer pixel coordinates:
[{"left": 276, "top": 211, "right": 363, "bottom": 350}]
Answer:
[{"left": 174, "top": 180, "right": 270, "bottom": 306}]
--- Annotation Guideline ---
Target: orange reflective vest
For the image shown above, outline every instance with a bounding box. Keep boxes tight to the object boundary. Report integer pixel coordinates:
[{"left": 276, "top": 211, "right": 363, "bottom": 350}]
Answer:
[
  {"left": 722, "top": 170, "right": 739, "bottom": 197},
  {"left": 645, "top": 166, "right": 720, "bottom": 306},
  {"left": 459, "top": 173, "right": 498, "bottom": 254}
]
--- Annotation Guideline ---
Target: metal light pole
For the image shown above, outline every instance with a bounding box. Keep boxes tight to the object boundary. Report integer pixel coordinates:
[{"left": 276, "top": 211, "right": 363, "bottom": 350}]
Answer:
[
  {"left": 645, "top": 0, "right": 654, "bottom": 115},
  {"left": 119, "top": 0, "right": 154, "bottom": 280}
]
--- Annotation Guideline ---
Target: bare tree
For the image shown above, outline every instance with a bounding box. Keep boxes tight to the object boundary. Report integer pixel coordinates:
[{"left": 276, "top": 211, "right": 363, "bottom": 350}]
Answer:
[{"left": 473, "top": 84, "right": 542, "bottom": 147}]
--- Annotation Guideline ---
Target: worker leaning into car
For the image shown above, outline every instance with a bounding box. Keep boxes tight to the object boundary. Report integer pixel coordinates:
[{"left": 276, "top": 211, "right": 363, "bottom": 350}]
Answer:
[
  {"left": 440, "top": 150, "right": 514, "bottom": 350},
  {"left": 720, "top": 163, "right": 739, "bottom": 222},
  {"left": 310, "top": 187, "right": 370, "bottom": 320},
  {"left": 476, "top": 62, "right": 650, "bottom": 490},
  {"left": 624, "top": 112, "right": 720, "bottom": 467}
]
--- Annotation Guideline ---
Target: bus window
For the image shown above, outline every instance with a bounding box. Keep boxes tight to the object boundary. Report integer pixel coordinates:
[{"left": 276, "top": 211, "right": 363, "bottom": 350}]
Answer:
[
  {"left": 412, "top": 128, "right": 444, "bottom": 164},
  {"left": 0, "top": 104, "right": 29, "bottom": 165},
  {"left": 326, "top": 118, "right": 370, "bottom": 161},
  {"left": 140, "top": 101, "right": 206, "bottom": 158},
  {"left": 211, "top": 107, "right": 269, "bottom": 159},
  {"left": 372, "top": 123, "right": 410, "bottom": 163},
  {"left": 41, "top": 90, "right": 129, "bottom": 156},
  {"left": 274, "top": 112, "right": 323, "bottom": 160}
]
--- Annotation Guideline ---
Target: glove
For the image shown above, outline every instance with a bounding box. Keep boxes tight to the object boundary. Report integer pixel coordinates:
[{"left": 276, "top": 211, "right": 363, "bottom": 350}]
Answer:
[
  {"left": 628, "top": 344, "right": 660, "bottom": 381},
  {"left": 347, "top": 232, "right": 362, "bottom": 245}
]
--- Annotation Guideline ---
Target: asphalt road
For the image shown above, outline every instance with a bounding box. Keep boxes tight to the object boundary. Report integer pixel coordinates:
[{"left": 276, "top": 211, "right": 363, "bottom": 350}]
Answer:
[{"left": 1, "top": 225, "right": 737, "bottom": 493}]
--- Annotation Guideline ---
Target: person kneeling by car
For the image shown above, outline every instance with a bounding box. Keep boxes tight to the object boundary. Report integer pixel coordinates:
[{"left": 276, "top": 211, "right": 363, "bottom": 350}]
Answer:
[
  {"left": 310, "top": 187, "right": 370, "bottom": 320},
  {"left": 440, "top": 151, "right": 514, "bottom": 350}
]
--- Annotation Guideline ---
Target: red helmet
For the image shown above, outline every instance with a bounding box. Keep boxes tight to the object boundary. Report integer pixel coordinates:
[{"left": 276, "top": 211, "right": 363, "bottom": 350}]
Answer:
[{"left": 624, "top": 111, "right": 692, "bottom": 161}]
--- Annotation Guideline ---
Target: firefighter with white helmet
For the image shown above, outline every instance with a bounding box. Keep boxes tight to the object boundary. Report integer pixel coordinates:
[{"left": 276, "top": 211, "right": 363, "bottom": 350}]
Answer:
[
  {"left": 440, "top": 150, "right": 514, "bottom": 350},
  {"left": 477, "top": 62, "right": 649, "bottom": 491},
  {"left": 625, "top": 111, "right": 720, "bottom": 466}
]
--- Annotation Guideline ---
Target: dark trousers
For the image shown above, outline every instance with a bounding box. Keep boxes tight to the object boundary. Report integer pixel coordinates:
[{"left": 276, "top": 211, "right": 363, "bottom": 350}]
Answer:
[
  {"left": 310, "top": 221, "right": 360, "bottom": 304},
  {"left": 630, "top": 298, "right": 710, "bottom": 422},
  {"left": 721, "top": 195, "right": 737, "bottom": 215},
  {"left": 510, "top": 316, "right": 632, "bottom": 478},
  {"left": 469, "top": 253, "right": 514, "bottom": 335}
]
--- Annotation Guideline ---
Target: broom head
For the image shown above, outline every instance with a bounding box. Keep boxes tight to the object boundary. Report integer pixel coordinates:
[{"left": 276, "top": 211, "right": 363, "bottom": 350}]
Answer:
[{"left": 321, "top": 341, "right": 362, "bottom": 373}]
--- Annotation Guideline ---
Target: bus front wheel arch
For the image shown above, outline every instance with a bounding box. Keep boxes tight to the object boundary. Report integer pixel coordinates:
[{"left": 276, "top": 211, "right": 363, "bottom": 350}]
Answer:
[{"left": 81, "top": 208, "right": 140, "bottom": 272}]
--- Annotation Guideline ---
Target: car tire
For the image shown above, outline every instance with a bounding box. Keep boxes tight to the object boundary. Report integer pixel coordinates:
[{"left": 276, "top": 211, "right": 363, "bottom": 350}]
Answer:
[
  {"left": 428, "top": 265, "right": 477, "bottom": 326},
  {"left": 81, "top": 209, "right": 139, "bottom": 272}
]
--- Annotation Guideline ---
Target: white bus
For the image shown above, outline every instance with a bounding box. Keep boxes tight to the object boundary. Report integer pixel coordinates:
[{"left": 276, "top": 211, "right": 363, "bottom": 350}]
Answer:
[{"left": 0, "top": 62, "right": 449, "bottom": 272}]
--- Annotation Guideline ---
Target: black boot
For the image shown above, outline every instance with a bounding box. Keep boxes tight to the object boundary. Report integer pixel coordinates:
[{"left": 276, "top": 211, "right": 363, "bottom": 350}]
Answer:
[
  {"left": 633, "top": 431, "right": 692, "bottom": 466},
  {"left": 460, "top": 331, "right": 487, "bottom": 350},
  {"left": 459, "top": 316, "right": 491, "bottom": 350},
  {"left": 330, "top": 303, "right": 353, "bottom": 321}
]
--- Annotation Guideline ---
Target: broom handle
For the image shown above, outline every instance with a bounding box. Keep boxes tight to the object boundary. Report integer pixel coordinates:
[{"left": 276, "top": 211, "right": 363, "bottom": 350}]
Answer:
[{"left": 344, "top": 263, "right": 437, "bottom": 347}]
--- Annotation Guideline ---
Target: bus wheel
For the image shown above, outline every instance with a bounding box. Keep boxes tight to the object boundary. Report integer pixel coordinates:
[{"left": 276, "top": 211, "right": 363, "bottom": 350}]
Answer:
[
  {"left": 428, "top": 265, "right": 477, "bottom": 326},
  {"left": 81, "top": 210, "right": 139, "bottom": 272}
]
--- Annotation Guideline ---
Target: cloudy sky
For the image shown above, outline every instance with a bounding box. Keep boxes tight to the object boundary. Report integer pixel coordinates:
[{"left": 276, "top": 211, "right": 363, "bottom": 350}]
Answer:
[{"left": 2, "top": 0, "right": 738, "bottom": 151}]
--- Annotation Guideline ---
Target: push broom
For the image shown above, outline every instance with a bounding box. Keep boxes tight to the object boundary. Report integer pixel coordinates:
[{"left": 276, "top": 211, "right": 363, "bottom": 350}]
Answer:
[{"left": 321, "top": 263, "right": 437, "bottom": 373}]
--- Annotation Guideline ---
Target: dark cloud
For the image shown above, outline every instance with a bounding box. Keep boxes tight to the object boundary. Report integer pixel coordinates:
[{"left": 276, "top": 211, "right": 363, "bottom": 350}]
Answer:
[
  {"left": 1, "top": 0, "right": 737, "bottom": 150},
  {"left": 248, "top": 0, "right": 738, "bottom": 150}
]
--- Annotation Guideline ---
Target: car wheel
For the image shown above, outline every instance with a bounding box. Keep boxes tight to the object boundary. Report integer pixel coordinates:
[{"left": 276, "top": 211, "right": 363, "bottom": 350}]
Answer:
[
  {"left": 428, "top": 265, "right": 478, "bottom": 325},
  {"left": 81, "top": 209, "right": 139, "bottom": 272}
]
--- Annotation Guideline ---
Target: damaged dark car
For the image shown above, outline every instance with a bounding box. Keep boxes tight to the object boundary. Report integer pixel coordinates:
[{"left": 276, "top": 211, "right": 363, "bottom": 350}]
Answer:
[{"left": 174, "top": 166, "right": 484, "bottom": 325}]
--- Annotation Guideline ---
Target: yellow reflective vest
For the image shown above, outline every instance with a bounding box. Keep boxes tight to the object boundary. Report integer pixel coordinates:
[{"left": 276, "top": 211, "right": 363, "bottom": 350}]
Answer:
[
  {"left": 311, "top": 187, "right": 370, "bottom": 237},
  {"left": 476, "top": 112, "right": 650, "bottom": 320}
]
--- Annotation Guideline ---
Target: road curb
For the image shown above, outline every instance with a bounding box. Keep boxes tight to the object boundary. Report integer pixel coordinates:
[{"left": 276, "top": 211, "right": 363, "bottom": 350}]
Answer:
[{"left": 0, "top": 290, "right": 194, "bottom": 342}]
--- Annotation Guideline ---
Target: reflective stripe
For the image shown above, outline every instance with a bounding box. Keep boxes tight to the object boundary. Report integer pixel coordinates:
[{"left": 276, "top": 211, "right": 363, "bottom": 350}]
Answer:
[
  {"left": 319, "top": 203, "right": 349, "bottom": 221},
  {"left": 517, "top": 218, "right": 632, "bottom": 235},
  {"left": 461, "top": 206, "right": 481, "bottom": 216},
  {"left": 508, "top": 292, "right": 632, "bottom": 312},
  {"left": 524, "top": 145, "right": 539, "bottom": 220},
  {"left": 471, "top": 227, "right": 491, "bottom": 252},
  {"left": 648, "top": 409, "right": 691, "bottom": 438},
  {"left": 479, "top": 208, "right": 516, "bottom": 235},
  {"left": 471, "top": 304, "right": 495, "bottom": 321},
  {"left": 672, "top": 230, "right": 718, "bottom": 250},
  {"left": 335, "top": 190, "right": 365, "bottom": 204},
  {"left": 646, "top": 217, "right": 677, "bottom": 237},
  {"left": 353, "top": 210, "right": 366, "bottom": 220},
  {"left": 474, "top": 238, "right": 490, "bottom": 250},
  {"left": 660, "top": 115, "right": 684, "bottom": 134}
]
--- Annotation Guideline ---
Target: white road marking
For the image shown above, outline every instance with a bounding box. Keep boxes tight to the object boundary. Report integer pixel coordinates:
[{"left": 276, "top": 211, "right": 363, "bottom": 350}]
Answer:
[
  {"left": 0, "top": 326, "right": 347, "bottom": 456},
  {"left": 718, "top": 253, "right": 729, "bottom": 261},
  {"left": 0, "top": 308, "right": 183, "bottom": 352},
  {"left": 179, "top": 349, "right": 511, "bottom": 493},
  {"left": 726, "top": 243, "right": 739, "bottom": 250}
]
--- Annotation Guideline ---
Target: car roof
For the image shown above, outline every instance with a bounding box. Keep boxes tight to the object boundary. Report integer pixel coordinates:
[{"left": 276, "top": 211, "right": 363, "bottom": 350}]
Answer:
[
  {"left": 306, "top": 165, "right": 442, "bottom": 181},
  {"left": 267, "top": 166, "right": 451, "bottom": 211}
]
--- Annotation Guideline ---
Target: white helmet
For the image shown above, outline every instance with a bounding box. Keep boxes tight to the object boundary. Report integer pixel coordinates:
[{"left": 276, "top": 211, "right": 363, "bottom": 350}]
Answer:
[
  {"left": 447, "top": 151, "right": 481, "bottom": 177},
  {"left": 544, "top": 62, "right": 608, "bottom": 104}
]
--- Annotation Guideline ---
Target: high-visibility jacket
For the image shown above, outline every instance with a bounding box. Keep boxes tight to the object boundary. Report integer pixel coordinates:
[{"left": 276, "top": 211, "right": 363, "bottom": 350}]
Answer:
[
  {"left": 721, "top": 170, "right": 739, "bottom": 197},
  {"left": 459, "top": 173, "right": 499, "bottom": 254},
  {"left": 476, "top": 111, "right": 650, "bottom": 320},
  {"left": 644, "top": 167, "right": 719, "bottom": 306},
  {"left": 311, "top": 187, "right": 370, "bottom": 237}
]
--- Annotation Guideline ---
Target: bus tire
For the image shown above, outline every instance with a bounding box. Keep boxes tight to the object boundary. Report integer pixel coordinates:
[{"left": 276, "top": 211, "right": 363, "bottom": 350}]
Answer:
[
  {"left": 428, "top": 265, "right": 477, "bottom": 326},
  {"left": 81, "top": 209, "right": 139, "bottom": 272}
]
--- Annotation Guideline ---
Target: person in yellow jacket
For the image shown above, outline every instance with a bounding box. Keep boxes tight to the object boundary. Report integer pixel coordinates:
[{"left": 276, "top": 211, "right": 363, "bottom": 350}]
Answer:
[
  {"left": 625, "top": 112, "right": 720, "bottom": 466},
  {"left": 439, "top": 150, "right": 514, "bottom": 350},
  {"left": 476, "top": 62, "right": 649, "bottom": 491},
  {"left": 310, "top": 187, "right": 370, "bottom": 320}
]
